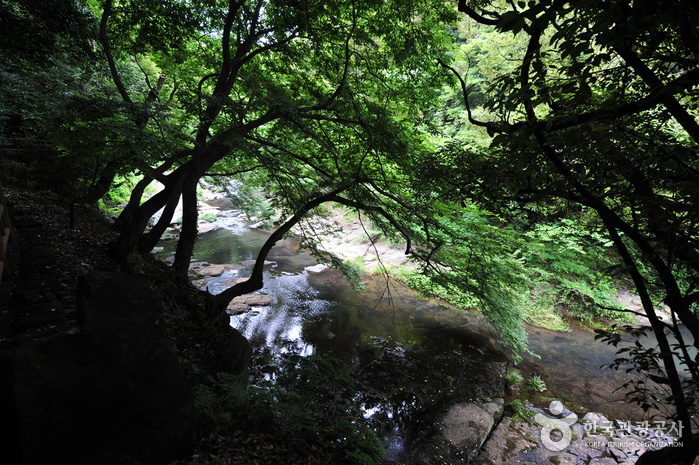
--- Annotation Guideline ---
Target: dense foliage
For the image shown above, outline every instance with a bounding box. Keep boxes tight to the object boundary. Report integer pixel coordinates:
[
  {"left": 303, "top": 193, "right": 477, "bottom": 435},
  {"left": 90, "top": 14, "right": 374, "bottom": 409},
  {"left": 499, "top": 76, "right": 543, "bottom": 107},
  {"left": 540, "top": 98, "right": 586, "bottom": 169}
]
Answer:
[
  {"left": 2, "top": 0, "right": 699, "bottom": 461},
  {"left": 447, "top": 0, "right": 699, "bottom": 453}
]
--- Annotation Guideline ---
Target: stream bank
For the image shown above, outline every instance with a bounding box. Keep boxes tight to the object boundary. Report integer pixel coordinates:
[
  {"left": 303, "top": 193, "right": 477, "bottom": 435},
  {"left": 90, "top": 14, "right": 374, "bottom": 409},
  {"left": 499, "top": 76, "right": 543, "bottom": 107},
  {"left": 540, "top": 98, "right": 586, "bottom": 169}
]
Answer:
[{"left": 155, "top": 186, "right": 686, "bottom": 464}]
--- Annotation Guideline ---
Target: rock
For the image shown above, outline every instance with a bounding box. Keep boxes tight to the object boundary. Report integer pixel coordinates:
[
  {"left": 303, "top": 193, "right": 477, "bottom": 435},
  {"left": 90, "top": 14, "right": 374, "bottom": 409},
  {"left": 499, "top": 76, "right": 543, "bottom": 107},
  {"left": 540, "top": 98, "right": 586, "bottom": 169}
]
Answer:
[
  {"left": 609, "top": 445, "right": 629, "bottom": 461},
  {"left": 438, "top": 399, "right": 504, "bottom": 460},
  {"left": 189, "top": 261, "right": 210, "bottom": 270},
  {"left": 305, "top": 264, "right": 328, "bottom": 273},
  {"left": 227, "top": 303, "right": 249, "bottom": 315},
  {"left": 222, "top": 277, "right": 249, "bottom": 287},
  {"left": 475, "top": 417, "right": 536, "bottom": 465},
  {"left": 240, "top": 259, "right": 275, "bottom": 266},
  {"left": 197, "top": 222, "right": 217, "bottom": 233},
  {"left": 197, "top": 264, "right": 238, "bottom": 277},
  {"left": 199, "top": 206, "right": 220, "bottom": 215},
  {"left": 226, "top": 294, "right": 275, "bottom": 313},
  {"left": 244, "top": 295, "right": 275, "bottom": 306},
  {"left": 589, "top": 458, "right": 618, "bottom": 465},
  {"left": 191, "top": 278, "right": 208, "bottom": 289},
  {"left": 0, "top": 271, "right": 195, "bottom": 465}
]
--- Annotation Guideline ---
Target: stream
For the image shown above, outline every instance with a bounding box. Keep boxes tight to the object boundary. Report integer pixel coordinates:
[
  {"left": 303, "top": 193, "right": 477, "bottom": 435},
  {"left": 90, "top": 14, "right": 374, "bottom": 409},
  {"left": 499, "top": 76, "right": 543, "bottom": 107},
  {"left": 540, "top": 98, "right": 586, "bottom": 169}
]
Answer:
[{"left": 154, "top": 196, "right": 676, "bottom": 459}]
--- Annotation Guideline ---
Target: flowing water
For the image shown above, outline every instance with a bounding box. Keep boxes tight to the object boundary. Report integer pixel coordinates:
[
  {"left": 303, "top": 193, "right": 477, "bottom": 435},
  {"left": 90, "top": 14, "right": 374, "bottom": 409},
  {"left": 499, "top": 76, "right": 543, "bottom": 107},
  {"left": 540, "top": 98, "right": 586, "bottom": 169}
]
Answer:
[{"left": 154, "top": 196, "right": 682, "bottom": 457}]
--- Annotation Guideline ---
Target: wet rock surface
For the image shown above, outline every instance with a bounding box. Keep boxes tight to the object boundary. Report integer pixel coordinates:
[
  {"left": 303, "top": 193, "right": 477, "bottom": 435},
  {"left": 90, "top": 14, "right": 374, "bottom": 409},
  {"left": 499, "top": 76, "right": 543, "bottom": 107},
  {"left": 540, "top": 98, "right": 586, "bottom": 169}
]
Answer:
[
  {"left": 190, "top": 262, "right": 240, "bottom": 277},
  {"left": 226, "top": 294, "right": 276, "bottom": 314},
  {"left": 439, "top": 400, "right": 504, "bottom": 458}
]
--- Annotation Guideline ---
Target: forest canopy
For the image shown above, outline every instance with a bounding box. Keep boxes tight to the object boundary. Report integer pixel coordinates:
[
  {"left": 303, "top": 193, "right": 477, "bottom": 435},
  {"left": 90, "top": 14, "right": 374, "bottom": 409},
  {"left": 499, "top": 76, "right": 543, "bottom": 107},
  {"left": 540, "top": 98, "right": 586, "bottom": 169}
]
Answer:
[{"left": 1, "top": 0, "right": 698, "bottom": 460}]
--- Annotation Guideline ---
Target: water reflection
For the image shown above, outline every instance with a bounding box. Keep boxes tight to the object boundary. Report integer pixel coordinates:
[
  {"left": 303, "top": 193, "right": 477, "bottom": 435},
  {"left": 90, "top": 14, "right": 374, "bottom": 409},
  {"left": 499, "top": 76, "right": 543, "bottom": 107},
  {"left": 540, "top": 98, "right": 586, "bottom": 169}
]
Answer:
[
  {"left": 230, "top": 269, "right": 333, "bottom": 357},
  {"left": 154, "top": 200, "right": 673, "bottom": 432},
  {"left": 360, "top": 396, "right": 422, "bottom": 460}
]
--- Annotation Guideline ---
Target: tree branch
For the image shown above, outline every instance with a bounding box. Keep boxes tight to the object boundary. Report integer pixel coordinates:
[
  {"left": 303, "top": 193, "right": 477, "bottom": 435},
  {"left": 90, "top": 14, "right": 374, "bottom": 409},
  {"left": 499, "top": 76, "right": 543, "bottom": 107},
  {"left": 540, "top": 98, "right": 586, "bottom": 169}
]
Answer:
[
  {"left": 206, "top": 185, "right": 356, "bottom": 320},
  {"left": 457, "top": 1, "right": 500, "bottom": 25},
  {"left": 99, "top": 0, "right": 132, "bottom": 104}
]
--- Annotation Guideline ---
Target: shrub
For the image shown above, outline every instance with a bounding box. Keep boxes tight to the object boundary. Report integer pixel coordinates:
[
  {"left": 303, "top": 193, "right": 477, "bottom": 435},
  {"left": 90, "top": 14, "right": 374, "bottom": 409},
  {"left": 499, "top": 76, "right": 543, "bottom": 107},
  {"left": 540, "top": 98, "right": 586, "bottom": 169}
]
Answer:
[
  {"left": 527, "top": 374, "right": 546, "bottom": 392},
  {"left": 200, "top": 212, "right": 217, "bottom": 222}
]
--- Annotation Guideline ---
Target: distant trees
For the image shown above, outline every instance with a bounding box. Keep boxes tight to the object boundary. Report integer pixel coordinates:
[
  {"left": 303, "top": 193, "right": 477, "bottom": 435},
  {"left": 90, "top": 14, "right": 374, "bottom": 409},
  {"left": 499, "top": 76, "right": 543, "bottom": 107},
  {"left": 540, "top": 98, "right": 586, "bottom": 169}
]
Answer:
[{"left": 447, "top": 0, "right": 699, "bottom": 459}]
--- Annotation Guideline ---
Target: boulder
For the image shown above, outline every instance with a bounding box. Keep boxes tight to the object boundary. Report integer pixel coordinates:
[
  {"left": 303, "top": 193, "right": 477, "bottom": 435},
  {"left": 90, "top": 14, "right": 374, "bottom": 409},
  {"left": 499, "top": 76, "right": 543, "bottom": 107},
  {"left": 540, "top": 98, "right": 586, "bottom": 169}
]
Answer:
[
  {"left": 305, "top": 264, "right": 328, "bottom": 273},
  {"left": 239, "top": 295, "right": 275, "bottom": 306},
  {"left": 474, "top": 417, "right": 535, "bottom": 465},
  {"left": 0, "top": 271, "right": 195, "bottom": 465},
  {"left": 222, "top": 277, "right": 249, "bottom": 287},
  {"left": 590, "top": 459, "right": 620, "bottom": 465},
  {"left": 439, "top": 399, "right": 504, "bottom": 460},
  {"left": 240, "top": 259, "right": 275, "bottom": 266},
  {"left": 227, "top": 303, "right": 249, "bottom": 315}
]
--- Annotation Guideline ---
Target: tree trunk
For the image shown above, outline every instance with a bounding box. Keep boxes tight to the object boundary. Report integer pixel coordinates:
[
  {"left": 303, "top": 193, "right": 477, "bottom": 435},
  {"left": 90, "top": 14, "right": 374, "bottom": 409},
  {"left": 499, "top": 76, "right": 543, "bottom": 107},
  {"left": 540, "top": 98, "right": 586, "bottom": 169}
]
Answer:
[
  {"left": 109, "top": 181, "right": 181, "bottom": 259},
  {"left": 109, "top": 153, "right": 204, "bottom": 260},
  {"left": 116, "top": 157, "right": 176, "bottom": 230},
  {"left": 78, "top": 160, "right": 118, "bottom": 205},
  {"left": 109, "top": 127, "right": 261, "bottom": 260},
  {"left": 607, "top": 224, "right": 693, "bottom": 435},
  {"left": 173, "top": 174, "right": 200, "bottom": 275},
  {"left": 138, "top": 188, "right": 181, "bottom": 253}
]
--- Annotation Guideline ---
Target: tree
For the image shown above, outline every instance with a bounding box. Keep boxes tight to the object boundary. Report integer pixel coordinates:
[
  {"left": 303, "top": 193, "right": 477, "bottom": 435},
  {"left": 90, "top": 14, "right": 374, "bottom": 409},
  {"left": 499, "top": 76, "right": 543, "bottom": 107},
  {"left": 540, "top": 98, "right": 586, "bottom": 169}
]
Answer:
[
  {"left": 88, "top": 0, "right": 542, "bottom": 360},
  {"left": 96, "top": 1, "right": 467, "bottom": 313},
  {"left": 445, "top": 0, "right": 699, "bottom": 461}
]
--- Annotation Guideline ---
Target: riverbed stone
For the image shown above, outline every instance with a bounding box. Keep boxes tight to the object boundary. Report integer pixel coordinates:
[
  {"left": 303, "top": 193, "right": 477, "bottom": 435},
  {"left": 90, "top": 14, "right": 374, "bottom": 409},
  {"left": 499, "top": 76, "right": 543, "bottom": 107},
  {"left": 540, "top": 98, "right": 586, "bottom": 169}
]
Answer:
[
  {"left": 227, "top": 303, "right": 249, "bottom": 314},
  {"left": 305, "top": 263, "right": 328, "bottom": 273},
  {"left": 438, "top": 398, "right": 504, "bottom": 460},
  {"left": 583, "top": 412, "right": 610, "bottom": 425},
  {"left": 226, "top": 294, "right": 275, "bottom": 314},
  {"left": 196, "top": 263, "right": 239, "bottom": 277},
  {"left": 199, "top": 205, "right": 220, "bottom": 215},
  {"left": 198, "top": 264, "right": 227, "bottom": 276},
  {"left": 228, "top": 294, "right": 274, "bottom": 308},
  {"left": 244, "top": 295, "right": 274, "bottom": 306},
  {"left": 240, "top": 259, "right": 275, "bottom": 266},
  {"left": 231, "top": 294, "right": 275, "bottom": 307},
  {"left": 222, "top": 276, "right": 249, "bottom": 287},
  {"left": 472, "top": 397, "right": 692, "bottom": 465},
  {"left": 589, "top": 458, "right": 618, "bottom": 465},
  {"left": 197, "top": 221, "right": 217, "bottom": 233}
]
